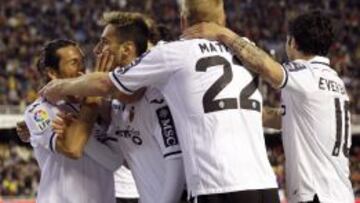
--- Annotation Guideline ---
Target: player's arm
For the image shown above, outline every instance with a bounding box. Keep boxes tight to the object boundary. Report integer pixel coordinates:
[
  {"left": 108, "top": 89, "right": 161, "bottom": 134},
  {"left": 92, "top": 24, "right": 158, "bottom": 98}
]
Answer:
[
  {"left": 81, "top": 98, "right": 125, "bottom": 171},
  {"left": 39, "top": 73, "right": 143, "bottom": 104},
  {"left": 83, "top": 135, "right": 125, "bottom": 172},
  {"left": 182, "top": 23, "right": 286, "bottom": 88},
  {"left": 53, "top": 105, "right": 97, "bottom": 159},
  {"left": 160, "top": 157, "right": 186, "bottom": 203},
  {"left": 262, "top": 107, "right": 282, "bottom": 130},
  {"left": 54, "top": 100, "right": 125, "bottom": 169},
  {"left": 41, "top": 46, "right": 175, "bottom": 105},
  {"left": 16, "top": 121, "right": 31, "bottom": 143},
  {"left": 152, "top": 103, "right": 185, "bottom": 203}
]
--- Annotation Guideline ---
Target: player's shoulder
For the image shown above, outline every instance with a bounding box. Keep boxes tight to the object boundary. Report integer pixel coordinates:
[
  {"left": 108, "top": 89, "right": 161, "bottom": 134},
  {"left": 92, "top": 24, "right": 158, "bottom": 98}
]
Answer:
[
  {"left": 25, "top": 98, "right": 50, "bottom": 116},
  {"left": 154, "top": 38, "right": 212, "bottom": 52},
  {"left": 24, "top": 98, "right": 54, "bottom": 134},
  {"left": 145, "top": 88, "right": 166, "bottom": 106},
  {"left": 282, "top": 59, "right": 311, "bottom": 73}
]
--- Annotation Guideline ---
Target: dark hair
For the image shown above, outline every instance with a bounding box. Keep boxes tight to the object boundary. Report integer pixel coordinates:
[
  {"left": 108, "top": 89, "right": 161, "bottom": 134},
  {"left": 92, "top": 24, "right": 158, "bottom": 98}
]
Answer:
[
  {"left": 156, "top": 24, "right": 176, "bottom": 42},
  {"left": 103, "top": 12, "right": 150, "bottom": 56},
  {"left": 37, "top": 39, "right": 77, "bottom": 73},
  {"left": 288, "top": 11, "right": 334, "bottom": 56}
]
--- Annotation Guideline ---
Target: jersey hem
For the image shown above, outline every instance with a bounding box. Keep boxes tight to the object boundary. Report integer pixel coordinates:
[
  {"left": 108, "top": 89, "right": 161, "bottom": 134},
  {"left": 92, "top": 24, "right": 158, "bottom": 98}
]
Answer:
[{"left": 190, "top": 183, "right": 278, "bottom": 197}]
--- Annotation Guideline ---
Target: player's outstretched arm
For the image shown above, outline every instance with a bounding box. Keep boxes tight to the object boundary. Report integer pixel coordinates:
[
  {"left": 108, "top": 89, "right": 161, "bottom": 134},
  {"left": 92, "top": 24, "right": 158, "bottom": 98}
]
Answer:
[
  {"left": 39, "top": 72, "right": 141, "bottom": 104},
  {"left": 262, "top": 107, "right": 282, "bottom": 130},
  {"left": 52, "top": 106, "right": 97, "bottom": 159},
  {"left": 183, "top": 23, "right": 286, "bottom": 88}
]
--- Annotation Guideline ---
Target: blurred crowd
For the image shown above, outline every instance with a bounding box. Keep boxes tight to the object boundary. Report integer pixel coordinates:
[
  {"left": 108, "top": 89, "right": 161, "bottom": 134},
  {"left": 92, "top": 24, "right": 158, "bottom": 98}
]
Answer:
[
  {"left": 0, "top": 142, "right": 39, "bottom": 197},
  {"left": 0, "top": 0, "right": 359, "bottom": 114}
]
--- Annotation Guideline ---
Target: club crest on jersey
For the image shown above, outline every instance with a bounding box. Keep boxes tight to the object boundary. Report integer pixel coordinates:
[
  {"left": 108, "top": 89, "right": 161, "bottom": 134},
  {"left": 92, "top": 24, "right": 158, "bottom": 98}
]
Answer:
[
  {"left": 33, "top": 109, "right": 50, "bottom": 131},
  {"left": 156, "top": 106, "right": 179, "bottom": 147}
]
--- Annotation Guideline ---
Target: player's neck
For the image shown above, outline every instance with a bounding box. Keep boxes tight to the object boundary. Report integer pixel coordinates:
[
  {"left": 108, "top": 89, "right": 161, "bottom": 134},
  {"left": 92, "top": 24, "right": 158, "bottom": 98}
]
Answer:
[{"left": 293, "top": 52, "right": 315, "bottom": 61}]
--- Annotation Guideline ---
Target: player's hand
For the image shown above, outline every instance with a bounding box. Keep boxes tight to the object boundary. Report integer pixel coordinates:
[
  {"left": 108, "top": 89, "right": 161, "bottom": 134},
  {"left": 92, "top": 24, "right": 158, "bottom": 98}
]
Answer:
[
  {"left": 16, "top": 121, "right": 30, "bottom": 143},
  {"left": 83, "top": 96, "right": 103, "bottom": 108},
  {"left": 95, "top": 50, "right": 115, "bottom": 72},
  {"left": 181, "top": 22, "right": 236, "bottom": 41},
  {"left": 39, "top": 79, "right": 68, "bottom": 104},
  {"left": 52, "top": 112, "right": 77, "bottom": 138}
]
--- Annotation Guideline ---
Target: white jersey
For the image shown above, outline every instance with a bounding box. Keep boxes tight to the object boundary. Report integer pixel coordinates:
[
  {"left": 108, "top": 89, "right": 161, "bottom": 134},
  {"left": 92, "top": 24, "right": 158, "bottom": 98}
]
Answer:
[
  {"left": 114, "top": 166, "right": 139, "bottom": 199},
  {"left": 109, "top": 39, "right": 278, "bottom": 196},
  {"left": 107, "top": 89, "right": 183, "bottom": 203},
  {"left": 24, "top": 98, "right": 116, "bottom": 203},
  {"left": 280, "top": 56, "right": 354, "bottom": 203}
]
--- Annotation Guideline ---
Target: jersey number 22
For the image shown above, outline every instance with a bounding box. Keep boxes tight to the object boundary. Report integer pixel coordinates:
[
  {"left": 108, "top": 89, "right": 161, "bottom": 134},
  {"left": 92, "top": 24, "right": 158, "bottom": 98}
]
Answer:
[{"left": 196, "top": 55, "right": 260, "bottom": 113}]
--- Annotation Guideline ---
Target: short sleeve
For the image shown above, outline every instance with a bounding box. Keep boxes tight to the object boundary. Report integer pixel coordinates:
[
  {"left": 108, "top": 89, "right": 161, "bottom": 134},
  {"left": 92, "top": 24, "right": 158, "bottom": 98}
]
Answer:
[
  {"left": 153, "top": 105, "right": 182, "bottom": 160},
  {"left": 24, "top": 103, "right": 57, "bottom": 153},
  {"left": 109, "top": 45, "right": 176, "bottom": 95},
  {"left": 281, "top": 61, "right": 317, "bottom": 93}
]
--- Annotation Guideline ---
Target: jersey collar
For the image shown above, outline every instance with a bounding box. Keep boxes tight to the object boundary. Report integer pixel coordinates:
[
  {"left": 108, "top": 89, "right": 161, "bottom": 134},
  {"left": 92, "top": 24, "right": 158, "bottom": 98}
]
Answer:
[
  {"left": 308, "top": 55, "right": 339, "bottom": 75},
  {"left": 308, "top": 56, "right": 330, "bottom": 66}
]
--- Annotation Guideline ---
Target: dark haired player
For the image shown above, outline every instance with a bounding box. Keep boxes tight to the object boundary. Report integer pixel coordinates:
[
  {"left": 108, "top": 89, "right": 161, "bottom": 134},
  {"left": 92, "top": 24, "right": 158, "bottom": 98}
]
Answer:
[{"left": 24, "top": 39, "right": 123, "bottom": 203}]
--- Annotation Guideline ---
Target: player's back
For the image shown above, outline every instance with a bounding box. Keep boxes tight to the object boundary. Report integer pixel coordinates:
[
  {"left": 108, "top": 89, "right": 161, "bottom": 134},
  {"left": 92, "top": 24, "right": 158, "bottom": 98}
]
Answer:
[
  {"left": 281, "top": 56, "right": 354, "bottom": 202},
  {"left": 153, "top": 39, "right": 278, "bottom": 196},
  {"left": 24, "top": 98, "right": 115, "bottom": 203}
]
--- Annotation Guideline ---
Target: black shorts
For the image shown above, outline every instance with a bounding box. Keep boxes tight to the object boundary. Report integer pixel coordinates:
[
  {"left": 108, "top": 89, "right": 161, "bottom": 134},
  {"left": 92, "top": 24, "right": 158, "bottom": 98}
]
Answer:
[
  {"left": 116, "top": 198, "right": 139, "bottom": 203},
  {"left": 192, "top": 188, "right": 280, "bottom": 203},
  {"left": 299, "top": 194, "right": 320, "bottom": 203}
]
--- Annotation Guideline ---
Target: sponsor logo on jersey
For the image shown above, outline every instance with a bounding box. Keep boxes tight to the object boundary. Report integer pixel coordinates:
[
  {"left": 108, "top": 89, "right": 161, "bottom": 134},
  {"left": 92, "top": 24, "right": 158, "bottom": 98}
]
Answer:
[
  {"left": 33, "top": 108, "right": 50, "bottom": 131},
  {"left": 156, "top": 106, "right": 179, "bottom": 147},
  {"left": 116, "top": 126, "right": 142, "bottom": 145}
]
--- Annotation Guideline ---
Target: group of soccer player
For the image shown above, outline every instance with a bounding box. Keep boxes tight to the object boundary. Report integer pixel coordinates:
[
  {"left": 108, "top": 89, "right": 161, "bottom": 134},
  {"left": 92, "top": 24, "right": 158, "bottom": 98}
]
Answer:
[{"left": 16, "top": 0, "right": 355, "bottom": 202}]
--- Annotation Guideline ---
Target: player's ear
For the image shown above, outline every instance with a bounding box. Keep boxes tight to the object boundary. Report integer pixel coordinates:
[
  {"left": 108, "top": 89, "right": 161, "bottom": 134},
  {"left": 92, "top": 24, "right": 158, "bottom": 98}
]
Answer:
[
  {"left": 122, "top": 41, "right": 137, "bottom": 58},
  {"left": 46, "top": 68, "right": 58, "bottom": 80},
  {"left": 289, "top": 36, "right": 297, "bottom": 50}
]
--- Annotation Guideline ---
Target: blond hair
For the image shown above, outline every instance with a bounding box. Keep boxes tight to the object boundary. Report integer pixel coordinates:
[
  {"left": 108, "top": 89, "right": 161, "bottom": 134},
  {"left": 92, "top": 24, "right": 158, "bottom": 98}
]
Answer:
[
  {"left": 102, "top": 11, "right": 142, "bottom": 26},
  {"left": 181, "top": 0, "right": 224, "bottom": 26}
]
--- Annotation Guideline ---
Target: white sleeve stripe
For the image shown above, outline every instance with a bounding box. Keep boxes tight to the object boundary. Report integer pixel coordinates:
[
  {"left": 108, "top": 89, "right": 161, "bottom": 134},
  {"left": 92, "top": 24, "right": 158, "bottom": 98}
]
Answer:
[
  {"left": 164, "top": 150, "right": 182, "bottom": 158},
  {"left": 279, "top": 65, "right": 289, "bottom": 89},
  {"left": 110, "top": 71, "right": 134, "bottom": 95}
]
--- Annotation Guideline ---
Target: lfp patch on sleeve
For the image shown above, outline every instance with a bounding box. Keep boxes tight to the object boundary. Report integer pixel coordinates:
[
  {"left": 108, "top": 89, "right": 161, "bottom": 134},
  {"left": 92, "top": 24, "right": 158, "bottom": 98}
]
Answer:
[{"left": 33, "top": 108, "right": 51, "bottom": 131}]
